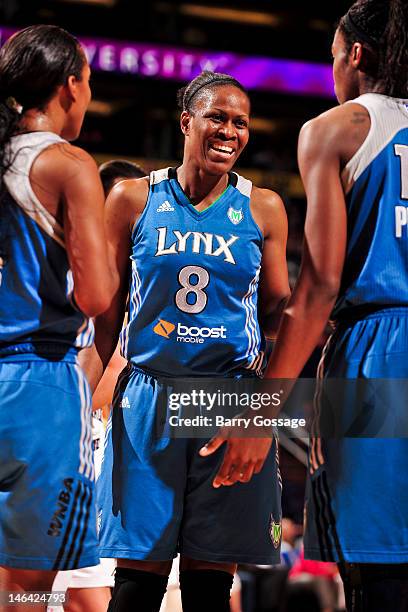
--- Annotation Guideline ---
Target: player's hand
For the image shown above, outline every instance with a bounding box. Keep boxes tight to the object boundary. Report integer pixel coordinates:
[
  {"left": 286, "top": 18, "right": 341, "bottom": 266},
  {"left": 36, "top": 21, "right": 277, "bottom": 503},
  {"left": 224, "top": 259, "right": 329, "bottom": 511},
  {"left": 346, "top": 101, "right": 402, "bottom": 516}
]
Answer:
[{"left": 199, "top": 421, "right": 272, "bottom": 488}]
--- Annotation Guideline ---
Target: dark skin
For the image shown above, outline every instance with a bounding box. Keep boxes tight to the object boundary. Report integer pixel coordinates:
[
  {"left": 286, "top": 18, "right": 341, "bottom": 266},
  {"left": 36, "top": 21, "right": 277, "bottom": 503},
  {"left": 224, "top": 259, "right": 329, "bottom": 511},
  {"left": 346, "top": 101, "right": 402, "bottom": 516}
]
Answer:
[
  {"left": 81, "top": 84, "right": 290, "bottom": 577},
  {"left": 206, "top": 29, "right": 374, "bottom": 478}
]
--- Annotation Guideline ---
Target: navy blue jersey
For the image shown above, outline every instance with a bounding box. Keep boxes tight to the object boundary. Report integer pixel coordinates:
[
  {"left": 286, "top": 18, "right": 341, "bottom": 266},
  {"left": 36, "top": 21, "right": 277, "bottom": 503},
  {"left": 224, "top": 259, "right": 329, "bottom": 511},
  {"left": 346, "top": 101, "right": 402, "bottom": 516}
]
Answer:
[
  {"left": 334, "top": 94, "right": 408, "bottom": 319},
  {"left": 120, "top": 167, "right": 265, "bottom": 377},
  {"left": 0, "top": 132, "right": 94, "bottom": 351}
]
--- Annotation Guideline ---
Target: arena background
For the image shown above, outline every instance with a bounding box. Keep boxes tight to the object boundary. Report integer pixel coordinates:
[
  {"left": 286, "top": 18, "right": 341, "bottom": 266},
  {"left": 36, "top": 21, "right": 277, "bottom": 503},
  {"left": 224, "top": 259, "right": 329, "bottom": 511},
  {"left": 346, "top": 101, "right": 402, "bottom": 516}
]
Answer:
[{"left": 0, "top": 2, "right": 351, "bottom": 609}]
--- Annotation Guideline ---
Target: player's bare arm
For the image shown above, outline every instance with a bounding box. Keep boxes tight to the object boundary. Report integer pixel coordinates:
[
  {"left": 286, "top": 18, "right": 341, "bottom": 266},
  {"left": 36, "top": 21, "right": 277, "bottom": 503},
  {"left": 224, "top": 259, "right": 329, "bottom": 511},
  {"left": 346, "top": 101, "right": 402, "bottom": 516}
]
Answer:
[
  {"left": 80, "top": 177, "right": 148, "bottom": 391},
  {"left": 264, "top": 108, "right": 350, "bottom": 380},
  {"left": 31, "top": 143, "right": 119, "bottom": 317}
]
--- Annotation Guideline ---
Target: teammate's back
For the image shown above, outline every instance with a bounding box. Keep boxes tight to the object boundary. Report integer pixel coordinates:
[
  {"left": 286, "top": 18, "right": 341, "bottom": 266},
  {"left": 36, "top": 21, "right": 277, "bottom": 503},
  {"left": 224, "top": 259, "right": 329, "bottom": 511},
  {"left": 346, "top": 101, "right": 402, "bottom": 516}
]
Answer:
[
  {"left": 334, "top": 93, "right": 408, "bottom": 318},
  {"left": 0, "top": 132, "right": 95, "bottom": 351},
  {"left": 0, "top": 24, "right": 118, "bottom": 597}
]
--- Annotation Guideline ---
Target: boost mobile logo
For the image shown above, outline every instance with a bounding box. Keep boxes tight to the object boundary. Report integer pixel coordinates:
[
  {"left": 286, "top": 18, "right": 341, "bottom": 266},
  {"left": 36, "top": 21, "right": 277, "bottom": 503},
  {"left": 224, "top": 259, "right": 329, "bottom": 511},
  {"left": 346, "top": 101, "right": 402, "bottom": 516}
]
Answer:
[
  {"left": 153, "top": 319, "right": 227, "bottom": 343},
  {"left": 153, "top": 319, "right": 176, "bottom": 338}
]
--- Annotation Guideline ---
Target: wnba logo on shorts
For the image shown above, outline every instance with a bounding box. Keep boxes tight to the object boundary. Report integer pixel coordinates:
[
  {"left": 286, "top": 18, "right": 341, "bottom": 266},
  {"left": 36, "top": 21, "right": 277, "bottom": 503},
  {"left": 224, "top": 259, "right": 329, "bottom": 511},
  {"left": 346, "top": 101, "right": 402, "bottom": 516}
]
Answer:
[
  {"left": 269, "top": 515, "right": 282, "bottom": 549},
  {"left": 153, "top": 319, "right": 176, "bottom": 339}
]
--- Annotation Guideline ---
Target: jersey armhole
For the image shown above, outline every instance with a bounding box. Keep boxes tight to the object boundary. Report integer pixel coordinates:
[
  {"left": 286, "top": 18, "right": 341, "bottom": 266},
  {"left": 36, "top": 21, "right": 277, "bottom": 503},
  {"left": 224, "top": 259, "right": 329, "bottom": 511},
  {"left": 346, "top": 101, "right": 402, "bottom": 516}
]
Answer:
[
  {"left": 5, "top": 136, "right": 67, "bottom": 248},
  {"left": 130, "top": 177, "right": 154, "bottom": 241},
  {"left": 341, "top": 98, "right": 375, "bottom": 194},
  {"left": 232, "top": 171, "right": 264, "bottom": 243}
]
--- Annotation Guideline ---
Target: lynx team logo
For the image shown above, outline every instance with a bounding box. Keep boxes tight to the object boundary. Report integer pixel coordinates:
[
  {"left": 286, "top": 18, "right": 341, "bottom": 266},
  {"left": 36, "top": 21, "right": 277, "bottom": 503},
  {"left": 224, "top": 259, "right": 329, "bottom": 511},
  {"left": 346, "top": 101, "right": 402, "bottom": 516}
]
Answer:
[
  {"left": 269, "top": 516, "right": 282, "bottom": 549},
  {"left": 227, "top": 207, "right": 243, "bottom": 225},
  {"left": 153, "top": 319, "right": 176, "bottom": 339}
]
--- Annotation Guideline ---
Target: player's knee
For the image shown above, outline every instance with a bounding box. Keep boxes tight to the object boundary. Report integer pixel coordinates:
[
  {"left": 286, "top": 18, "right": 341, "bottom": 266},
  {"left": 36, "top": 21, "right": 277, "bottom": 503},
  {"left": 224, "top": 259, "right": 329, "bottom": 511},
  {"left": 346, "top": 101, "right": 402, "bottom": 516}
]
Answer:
[
  {"left": 180, "top": 557, "right": 236, "bottom": 575},
  {"left": 179, "top": 569, "right": 234, "bottom": 612},
  {"left": 108, "top": 567, "right": 168, "bottom": 612},
  {"left": 0, "top": 567, "right": 56, "bottom": 592},
  {"left": 117, "top": 558, "right": 172, "bottom": 575}
]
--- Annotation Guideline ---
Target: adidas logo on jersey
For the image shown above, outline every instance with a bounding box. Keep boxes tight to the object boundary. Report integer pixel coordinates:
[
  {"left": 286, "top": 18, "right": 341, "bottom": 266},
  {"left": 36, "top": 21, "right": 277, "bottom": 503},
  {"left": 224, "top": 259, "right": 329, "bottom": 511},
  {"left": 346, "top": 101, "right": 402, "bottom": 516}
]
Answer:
[
  {"left": 157, "top": 200, "right": 175, "bottom": 213},
  {"left": 120, "top": 396, "right": 131, "bottom": 408}
]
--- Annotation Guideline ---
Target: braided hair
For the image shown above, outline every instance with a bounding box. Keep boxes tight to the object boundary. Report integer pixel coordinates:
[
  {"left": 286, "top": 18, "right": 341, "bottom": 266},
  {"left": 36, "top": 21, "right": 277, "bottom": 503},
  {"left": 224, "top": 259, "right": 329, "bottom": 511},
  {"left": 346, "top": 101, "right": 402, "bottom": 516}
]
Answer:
[{"left": 339, "top": 0, "right": 408, "bottom": 97}]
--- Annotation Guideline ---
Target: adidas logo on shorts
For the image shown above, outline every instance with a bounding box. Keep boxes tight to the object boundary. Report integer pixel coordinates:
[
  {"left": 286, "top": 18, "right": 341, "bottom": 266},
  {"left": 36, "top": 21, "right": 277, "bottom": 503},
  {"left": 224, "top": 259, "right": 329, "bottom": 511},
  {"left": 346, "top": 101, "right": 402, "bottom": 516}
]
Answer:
[
  {"left": 120, "top": 396, "right": 131, "bottom": 408},
  {"left": 157, "top": 200, "right": 175, "bottom": 213}
]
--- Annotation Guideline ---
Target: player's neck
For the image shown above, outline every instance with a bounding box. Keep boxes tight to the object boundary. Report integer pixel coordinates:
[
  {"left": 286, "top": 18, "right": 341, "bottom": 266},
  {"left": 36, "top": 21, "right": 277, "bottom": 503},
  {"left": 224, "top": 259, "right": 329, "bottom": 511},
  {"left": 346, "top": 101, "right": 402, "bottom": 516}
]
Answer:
[
  {"left": 19, "top": 99, "right": 65, "bottom": 136},
  {"left": 176, "top": 164, "right": 228, "bottom": 206}
]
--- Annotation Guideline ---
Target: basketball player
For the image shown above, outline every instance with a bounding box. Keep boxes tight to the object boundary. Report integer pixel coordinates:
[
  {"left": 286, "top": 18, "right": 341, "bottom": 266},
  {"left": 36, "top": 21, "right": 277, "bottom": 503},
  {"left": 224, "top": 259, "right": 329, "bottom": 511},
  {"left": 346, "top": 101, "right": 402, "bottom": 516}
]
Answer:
[
  {"left": 0, "top": 25, "right": 118, "bottom": 606},
  {"left": 49, "top": 161, "right": 146, "bottom": 612},
  {"left": 84, "top": 71, "right": 290, "bottom": 611},
  {"left": 247, "top": 1, "right": 408, "bottom": 610}
]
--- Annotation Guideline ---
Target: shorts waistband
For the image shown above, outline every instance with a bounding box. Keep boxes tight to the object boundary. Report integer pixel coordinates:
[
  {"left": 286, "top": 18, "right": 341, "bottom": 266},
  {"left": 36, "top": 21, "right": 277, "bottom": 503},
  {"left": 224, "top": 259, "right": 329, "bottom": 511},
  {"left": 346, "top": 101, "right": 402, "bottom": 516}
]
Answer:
[
  {"left": 335, "top": 306, "right": 408, "bottom": 325},
  {"left": 0, "top": 342, "right": 78, "bottom": 361},
  {"left": 128, "top": 363, "right": 259, "bottom": 380}
]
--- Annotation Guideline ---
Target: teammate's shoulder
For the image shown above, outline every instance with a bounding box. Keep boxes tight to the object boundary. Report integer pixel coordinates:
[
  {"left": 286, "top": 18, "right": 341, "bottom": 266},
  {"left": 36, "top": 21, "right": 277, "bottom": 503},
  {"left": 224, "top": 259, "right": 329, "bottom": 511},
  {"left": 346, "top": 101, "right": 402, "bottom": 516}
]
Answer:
[
  {"left": 250, "top": 185, "right": 287, "bottom": 237},
  {"left": 31, "top": 142, "right": 98, "bottom": 187},
  {"left": 36, "top": 143, "right": 97, "bottom": 177},
  {"left": 42, "top": 142, "right": 97, "bottom": 167},
  {"left": 251, "top": 185, "right": 285, "bottom": 213},
  {"left": 107, "top": 176, "right": 149, "bottom": 215},
  {"left": 300, "top": 103, "right": 369, "bottom": 146}
]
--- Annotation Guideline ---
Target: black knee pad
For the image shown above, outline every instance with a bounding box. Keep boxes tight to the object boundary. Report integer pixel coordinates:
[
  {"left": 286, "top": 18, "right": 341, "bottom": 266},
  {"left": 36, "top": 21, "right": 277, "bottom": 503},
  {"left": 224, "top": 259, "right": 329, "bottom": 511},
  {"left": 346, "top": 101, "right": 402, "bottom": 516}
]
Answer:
[
  {"left": 179, "top": 569, "right": 234, "bottom": 612},
  {"left": 108, "top": 567, "right": 168, "bottom": 612}
]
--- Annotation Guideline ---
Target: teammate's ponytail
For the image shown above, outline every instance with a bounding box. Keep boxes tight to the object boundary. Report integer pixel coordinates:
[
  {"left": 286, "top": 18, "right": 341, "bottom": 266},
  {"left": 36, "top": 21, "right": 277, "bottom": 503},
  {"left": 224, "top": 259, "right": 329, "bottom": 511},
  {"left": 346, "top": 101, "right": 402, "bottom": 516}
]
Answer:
[
  {"left": 0, "top": 99, "right": 20, "bottom": 191},
  {"left": 339, "top": 0, "right": 408, "bottom": 97},
  {"left": 381, "top": 0, "right": 408, "bottom": 97}
]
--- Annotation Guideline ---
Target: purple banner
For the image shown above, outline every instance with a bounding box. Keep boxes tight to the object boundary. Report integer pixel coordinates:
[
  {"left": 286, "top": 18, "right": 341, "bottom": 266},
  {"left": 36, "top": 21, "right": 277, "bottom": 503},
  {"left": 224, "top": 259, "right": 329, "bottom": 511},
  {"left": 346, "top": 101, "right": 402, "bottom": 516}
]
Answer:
[{"left": 0, "top": 26, "right": 335, "bottom": 98}]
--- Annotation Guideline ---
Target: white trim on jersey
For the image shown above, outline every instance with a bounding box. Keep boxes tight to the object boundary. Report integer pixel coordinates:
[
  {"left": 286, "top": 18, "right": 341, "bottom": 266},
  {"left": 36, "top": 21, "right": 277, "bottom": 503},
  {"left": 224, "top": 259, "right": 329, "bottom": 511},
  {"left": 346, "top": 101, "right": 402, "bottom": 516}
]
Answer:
[
  {"left": 242, "top": 267, "right": 261, "bottom": 369},
  {"left": 130, "top": 259, "right": 142, "bottom": 315},
  {"left": 75, "top": 318, "right": 95, "bottom": 349},
  {"left": 75, "top": 365, "right": 94, "bottom": 481},
  {"left": 150, "top": 167, "right": 170, "bottom": 185},
  {"left": 4, "top": 132, "right": 67, "bottom": 247},
  {"left": 121, "top": 260, "right": 142, "bottom": 359},
  {"left": 120, "top": 324, "right": 129, "bottom": 361},
  {"left": 342, "top": 93, "right": 408, "bottom": 194},
  {"left": 234, "top": 172, "right": 253, "bottom": 198}
]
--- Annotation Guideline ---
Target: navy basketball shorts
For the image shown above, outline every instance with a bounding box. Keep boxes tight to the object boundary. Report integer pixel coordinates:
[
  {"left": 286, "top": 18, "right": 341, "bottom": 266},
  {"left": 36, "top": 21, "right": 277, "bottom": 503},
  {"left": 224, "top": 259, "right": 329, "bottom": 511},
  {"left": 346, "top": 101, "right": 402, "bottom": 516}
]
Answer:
[
  {"left": 304, "top": 308, "right": 408, "bottom": 563},
  {"left": 98, "top": 365, "right": 282, "bottom": 565},
  {"left": 0, "top": 352, "right": 98, "bottom": 570}
]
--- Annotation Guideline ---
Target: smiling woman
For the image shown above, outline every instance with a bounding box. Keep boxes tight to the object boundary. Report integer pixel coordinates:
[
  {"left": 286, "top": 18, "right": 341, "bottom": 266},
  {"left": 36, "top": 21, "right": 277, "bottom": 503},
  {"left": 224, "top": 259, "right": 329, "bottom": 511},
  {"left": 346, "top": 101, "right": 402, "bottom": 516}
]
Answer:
[
  {"left": 177, "top": 71, "right": 249, "bottom": 179},
  {"left": 82, "top": 70, "right": 290, "bottom": 612}
]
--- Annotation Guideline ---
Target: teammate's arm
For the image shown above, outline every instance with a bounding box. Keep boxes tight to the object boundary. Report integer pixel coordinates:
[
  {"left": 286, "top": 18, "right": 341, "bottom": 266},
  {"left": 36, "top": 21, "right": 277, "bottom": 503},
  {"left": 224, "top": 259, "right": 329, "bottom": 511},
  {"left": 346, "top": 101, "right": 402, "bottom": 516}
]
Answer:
[
  {"left": 253, "top": 187, "right": 291, "bottom": 338},
  {"left": 32, "top": 144, "right": 119, "bottom": 316},
  {"left": 263, "top": 109, "right": 348, "bottom": 379},
  {"left": 80, "top": 178, "right": 149, "bottom": 391}
]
